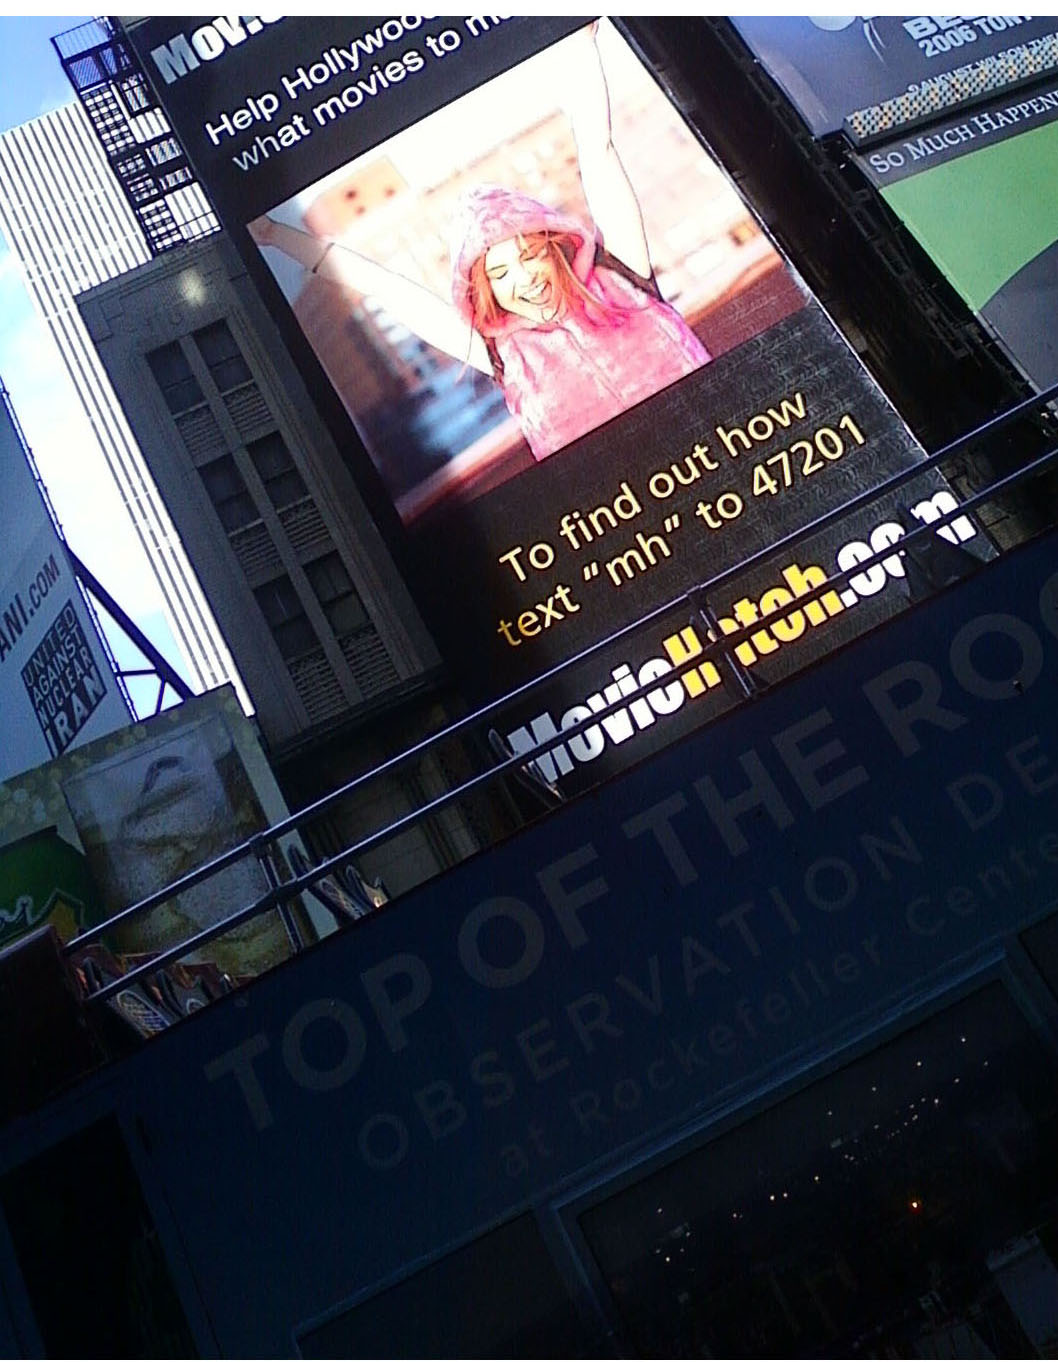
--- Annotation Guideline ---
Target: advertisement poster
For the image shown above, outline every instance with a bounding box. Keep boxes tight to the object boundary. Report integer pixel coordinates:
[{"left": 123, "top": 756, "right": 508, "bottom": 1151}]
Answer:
[
  {"left": 0, "top": 687, "right": 332, "bottom": 976},
  {"left": 856, "top": 85, "right": 1058, "bottom": 392},
  {"left": 127, "top": 17, "right": 989, "bottom": 791},
  {"left": 0, "top": 402, "right": 130, "bottom": 782},
  {"left": 0, "top": 828, "right": 101, "bottom": 951},
  {"left": 730, "top": 15, "right": 1058, "bottom": 140}
]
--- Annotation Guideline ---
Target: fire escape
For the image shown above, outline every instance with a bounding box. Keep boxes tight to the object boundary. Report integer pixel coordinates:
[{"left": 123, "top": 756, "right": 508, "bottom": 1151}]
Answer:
[{"left": 51, "top": 17, "right": 219, "bottom": 255}]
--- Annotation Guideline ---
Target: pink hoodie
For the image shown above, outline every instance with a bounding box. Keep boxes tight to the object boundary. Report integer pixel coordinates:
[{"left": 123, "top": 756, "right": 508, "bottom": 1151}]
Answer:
[{"left": 451, "top": 185, "right": 710, "bottom": 461}]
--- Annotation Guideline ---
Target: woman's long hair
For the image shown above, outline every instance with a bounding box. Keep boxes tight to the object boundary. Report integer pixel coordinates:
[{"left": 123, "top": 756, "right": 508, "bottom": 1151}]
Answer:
[{"left": 466, "top": 230, "right": 628, "bottom": 334}]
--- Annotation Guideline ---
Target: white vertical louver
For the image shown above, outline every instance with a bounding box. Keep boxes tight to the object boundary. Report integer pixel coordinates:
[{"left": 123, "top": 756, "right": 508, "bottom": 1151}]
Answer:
[{"left": 0, "top": 101, "right": 250, "bottom": 712}]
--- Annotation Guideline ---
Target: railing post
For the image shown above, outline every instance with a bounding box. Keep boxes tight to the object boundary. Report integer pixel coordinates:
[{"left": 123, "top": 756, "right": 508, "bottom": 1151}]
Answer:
[
  {"left": 691, "top": 589, "right": 765, "bottom": 701},
  {"left": 251, "top": 835, "right": 304, "bottom": 954}
]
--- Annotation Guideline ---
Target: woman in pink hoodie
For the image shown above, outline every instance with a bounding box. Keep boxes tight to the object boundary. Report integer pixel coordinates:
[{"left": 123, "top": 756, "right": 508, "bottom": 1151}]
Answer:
[{"left": 250, "top": 25, "right": 710, "bottom": 461}]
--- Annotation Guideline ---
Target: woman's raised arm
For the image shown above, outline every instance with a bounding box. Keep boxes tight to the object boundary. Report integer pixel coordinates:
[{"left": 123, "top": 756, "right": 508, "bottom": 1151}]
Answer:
[
  {"left": 562, "top": 24, "right": 652, "bottom": 281},
  {"left": 248, "top": 216, "right": 493, "bottom": 375}
]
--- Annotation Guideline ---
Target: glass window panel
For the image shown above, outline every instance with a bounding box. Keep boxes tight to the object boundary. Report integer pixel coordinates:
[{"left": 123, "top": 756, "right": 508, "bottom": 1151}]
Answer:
[
  {"left": 254, "top": 576, "right": 317, "bottom": 659},
  {"left": 254, "top": 574, "right": 300, "bottom": 625},
  {"left": 0, "top": 1117, "right": 197, "bottom": 1357},
  {"left": 1021, "top": 912, "right": 1058, "bottom": 1002},
  {"left": 198, "top": 455, "right": 257, "bottom": 532},
  {"left": 145, "top": 136, "right": 181, "bottom": 166},
  {"left": 579, "top": 985, "right": 1058, "bottom": 1359},
  {"left": 193, "top": 320, "right": 251, "bottom": 392},
  {"left": 272, "top": 616, "right": 318, "bottom": 659},
  {"left": 246, "top": 431, "right": 290, "bottom": 479},
  {"left": 246, "top": 432, "right": 308, "bottom": 509},
  {"left": 120, "top": 74, "right": 151, "bottom": 112},
  {"left": 305, "top": 553, "right": 366, "bottom": 636},
  {"left": 145, "top": 342, "right": 203, "bottom": 416}
]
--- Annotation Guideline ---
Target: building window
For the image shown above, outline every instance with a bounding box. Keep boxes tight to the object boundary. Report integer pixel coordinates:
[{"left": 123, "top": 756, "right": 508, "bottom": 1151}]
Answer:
[
  {"left": 194, "top": 320, "right": 252, "bottom": 393},
  {"left": 246, "top": 432, "right": 308, "bottom": 509},
  {"left": 297, "top": 1214, "right": 591, "bottom": 1358},
  {"left": 254, "top": 574, "right": 318, "bottom": 660},
  {"left": 198, "top": 455, "right": 258, "bottom": 532},
  {"left": 119, "top": 74, "right": 151, "bottom": 113},
  {"left": 305, "top": 553, "right": 367, "bottom": 636},
  {"left": 126, "top": 176, "right": 157, "bottom": 205},
  {"left": 145, "top": 342, "right": 203, "bottom": 415},
  {"left": 579, "top": 984, "right": 1058, "bottom": 1359},
  {"left": 159, "top": 167, "right": 194, "bottom": 192},
  {"left": 145, "top": 136, "right": 182, "bottom": 167}
]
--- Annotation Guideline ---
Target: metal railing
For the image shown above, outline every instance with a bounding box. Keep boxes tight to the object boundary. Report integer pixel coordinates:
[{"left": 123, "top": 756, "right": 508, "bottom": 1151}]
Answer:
[{"left": 64, "top": 382, "right": 1058, "bottom": 1006}]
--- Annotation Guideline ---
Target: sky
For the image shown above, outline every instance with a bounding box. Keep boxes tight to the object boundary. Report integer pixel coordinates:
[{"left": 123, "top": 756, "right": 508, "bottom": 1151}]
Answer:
[{"left": 0, "top": 15, "right": 189, "bottom": 717}]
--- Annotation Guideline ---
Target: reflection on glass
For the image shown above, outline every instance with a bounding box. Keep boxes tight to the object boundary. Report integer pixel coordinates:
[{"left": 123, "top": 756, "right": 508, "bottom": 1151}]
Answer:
[{"left": 580, "top": 986, "right": 1058, "bottom": 1357}]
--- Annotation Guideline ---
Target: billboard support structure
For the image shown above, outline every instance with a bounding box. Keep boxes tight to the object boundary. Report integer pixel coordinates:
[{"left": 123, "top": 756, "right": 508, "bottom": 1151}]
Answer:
[
  {"left": 66, "top": 549, "right": 194, "bottom": 715},
  {"left": 1, "top": 378, "right": 191, "bottom": 720}
]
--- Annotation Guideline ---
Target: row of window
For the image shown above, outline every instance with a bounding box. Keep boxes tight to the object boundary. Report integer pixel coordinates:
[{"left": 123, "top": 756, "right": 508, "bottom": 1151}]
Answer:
[
  {"left": 254, "top": 556, "right": 367, "bottom": 660},
  {"left": 145, "top": 322, "right": 368, "bottom": 666},
  {"left": 146, "top": 320, "right": 253, "bottom": 415},
  {"left": 199, "top": 437, "right": 307, "bottom": 531}
]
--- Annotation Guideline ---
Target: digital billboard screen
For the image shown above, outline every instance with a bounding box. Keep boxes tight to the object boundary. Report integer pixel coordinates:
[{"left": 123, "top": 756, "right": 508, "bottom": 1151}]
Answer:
[{"left": 126, "top": 16, "right": 989, "bottom": 792}]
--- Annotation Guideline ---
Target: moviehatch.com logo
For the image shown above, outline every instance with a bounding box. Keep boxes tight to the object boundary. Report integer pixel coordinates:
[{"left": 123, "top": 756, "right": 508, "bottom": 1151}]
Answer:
[
  {"left": 505, "top": 493, "right": 979, "bottom": 786},
  {"left": 504, "top": 559, "right": 844, "bottom": 785}
]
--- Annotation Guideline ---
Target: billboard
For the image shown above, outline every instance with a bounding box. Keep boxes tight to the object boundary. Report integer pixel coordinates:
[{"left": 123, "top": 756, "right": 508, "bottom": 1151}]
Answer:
[
  {"left": 0, "top": 687, "right": 332, "bottom": 978},
  {"left": 126, "top": 17, "right": 988, "bottom": 791},
  {"left": 0, "top": 397, "right": 130, "bottom": 781},
  {"left": 731, "top": 15, "right": 1058, "bottom": 140},
  {"left": 856, "top": 84, "right": 1058, "bottom": 392},
  {"left": 33, "top": 525, "right": 1058, "bottom": 1358},
  {"left": 0, "top": 828, "right": 101, "bottom": 952}
]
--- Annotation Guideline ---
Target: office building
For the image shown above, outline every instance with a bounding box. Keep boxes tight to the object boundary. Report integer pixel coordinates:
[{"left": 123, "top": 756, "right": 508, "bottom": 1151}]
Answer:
[
  {"left": 76, "top": 233, "right": 492, "bottom": 895},
  {"left": 0, "top": 100, "right": 247, "bottom": 707}
]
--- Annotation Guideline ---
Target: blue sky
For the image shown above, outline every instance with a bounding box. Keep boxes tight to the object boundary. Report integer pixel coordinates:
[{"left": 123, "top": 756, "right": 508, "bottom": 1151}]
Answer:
[
  {"left": 0, "top": 16, "right": 188, "bottom": 714},
  {"left": 0, "top": 17, "right": 77, "bottom": 128}
]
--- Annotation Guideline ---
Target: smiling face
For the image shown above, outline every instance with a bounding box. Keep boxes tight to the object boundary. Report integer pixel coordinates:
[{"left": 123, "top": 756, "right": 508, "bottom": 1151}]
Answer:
[{"left": 483, "top": 235, "right": 562, "bottom": 323}]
